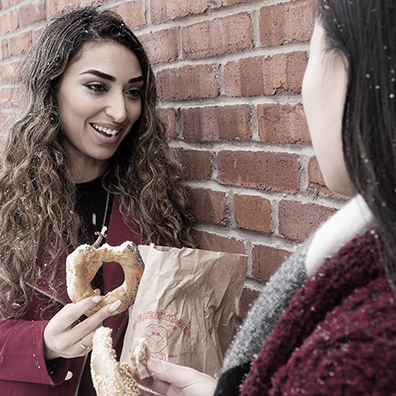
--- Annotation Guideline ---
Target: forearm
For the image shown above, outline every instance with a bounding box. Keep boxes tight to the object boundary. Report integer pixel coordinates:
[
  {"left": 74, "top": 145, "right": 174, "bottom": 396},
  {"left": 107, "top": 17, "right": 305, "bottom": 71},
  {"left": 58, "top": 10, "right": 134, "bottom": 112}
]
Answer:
[{"left": 0, "top": 318, "right": 69, "bottom": 385}]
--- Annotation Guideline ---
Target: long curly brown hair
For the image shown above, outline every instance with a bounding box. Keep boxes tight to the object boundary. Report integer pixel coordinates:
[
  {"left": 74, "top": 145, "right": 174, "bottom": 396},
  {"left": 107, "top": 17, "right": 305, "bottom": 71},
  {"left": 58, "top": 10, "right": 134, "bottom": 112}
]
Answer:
[{"left": 0, "top": 6, "right": 196, "bottom": 319}]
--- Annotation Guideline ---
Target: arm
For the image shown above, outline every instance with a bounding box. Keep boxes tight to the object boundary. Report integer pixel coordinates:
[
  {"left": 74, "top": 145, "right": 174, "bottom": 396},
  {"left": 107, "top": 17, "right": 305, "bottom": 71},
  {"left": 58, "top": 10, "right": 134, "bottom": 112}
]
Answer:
[{"left": 0, "top": 296, "right": 121, "bottom": 385}]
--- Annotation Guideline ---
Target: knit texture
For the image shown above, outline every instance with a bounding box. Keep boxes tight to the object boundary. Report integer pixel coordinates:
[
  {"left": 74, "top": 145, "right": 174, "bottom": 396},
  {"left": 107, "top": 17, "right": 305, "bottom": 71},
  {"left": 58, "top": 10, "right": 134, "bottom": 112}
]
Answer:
[{"left": 240, "top": 229, "right": 396, "bottom": 395}]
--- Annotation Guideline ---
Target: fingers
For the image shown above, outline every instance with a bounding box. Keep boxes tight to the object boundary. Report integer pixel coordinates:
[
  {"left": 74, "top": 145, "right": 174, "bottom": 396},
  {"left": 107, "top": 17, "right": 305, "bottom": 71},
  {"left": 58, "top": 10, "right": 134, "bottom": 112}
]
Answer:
[
  {"left": 44, "top": 297, "right": 121, "bottom": 360},
  {"left": 140, "top": 359, "right": 217, "bottom": 396}
]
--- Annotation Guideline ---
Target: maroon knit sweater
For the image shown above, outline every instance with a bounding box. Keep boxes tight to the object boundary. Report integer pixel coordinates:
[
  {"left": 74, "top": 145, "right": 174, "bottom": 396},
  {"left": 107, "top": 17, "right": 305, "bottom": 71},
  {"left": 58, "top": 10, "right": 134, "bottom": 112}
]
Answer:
[{"left": 241, "top": 230, "right": 396, "bottom": 395}]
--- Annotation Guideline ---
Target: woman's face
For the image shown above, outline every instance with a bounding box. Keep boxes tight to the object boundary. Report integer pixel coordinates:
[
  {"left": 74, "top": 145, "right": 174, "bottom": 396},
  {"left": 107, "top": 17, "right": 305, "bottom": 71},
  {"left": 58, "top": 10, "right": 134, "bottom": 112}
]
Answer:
[
  {"left": 302, "top": 22, "right": 355, "bottom": 197},
  {"left": 57, "top": 41, "right": 143, "bottom": 183}
]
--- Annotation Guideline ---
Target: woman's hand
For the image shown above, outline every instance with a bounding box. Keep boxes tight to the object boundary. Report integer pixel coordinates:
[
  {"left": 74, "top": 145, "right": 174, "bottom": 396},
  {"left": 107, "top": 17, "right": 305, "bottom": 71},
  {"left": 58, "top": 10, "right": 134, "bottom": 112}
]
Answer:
[
  {"left": 138, "top": 359, "right": 217, "bottom": 396},
  {"left": 43, "top": 295, "right": 121, "bottom": 360}
]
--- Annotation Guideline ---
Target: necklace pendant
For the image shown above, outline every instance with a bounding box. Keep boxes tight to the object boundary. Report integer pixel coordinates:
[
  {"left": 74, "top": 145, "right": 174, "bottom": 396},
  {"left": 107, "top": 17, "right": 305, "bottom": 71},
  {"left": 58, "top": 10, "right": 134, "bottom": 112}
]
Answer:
[{"left": 92, "top": 226, "right": 107, "bottom": 248}]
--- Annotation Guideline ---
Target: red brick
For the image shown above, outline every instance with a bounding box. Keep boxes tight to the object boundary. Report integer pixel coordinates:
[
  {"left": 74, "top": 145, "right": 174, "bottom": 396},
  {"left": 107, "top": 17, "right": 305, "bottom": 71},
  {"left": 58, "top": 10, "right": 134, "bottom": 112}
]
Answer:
[
  {"left": 258, "top": 103, "right": 310, "bottom": 143},
  {"left": 213, "top": 0, "right": 251, "bottom": 7},
  {"left": 182, "top": 13, "right": 253, "bottom": 60},
  {"left": 138, "top": 29, "right": 178, "bottom": 64},
  {"left": 47, "top": 0, "right": 79, "bottom": 18},
  {"left": 238, "top": 287, "right": 260, "bottom": 320},
  {"left": 111, "top": 2, "right": 147, "bottom": 30},
  {"left": 181, "top": 105, "right": 251, "bottom": 142},
  {"left": 33, "top": 28, "right": 44, "bottom": 43},
  {"left": 260, "top": 0, "right": 315, "bottom": 46},
  {"left": 224, "top": 51, "right": 308, "bottom": 97},
  {"left": 0, "top": 88, "right": 14, "bottom": 108},
  {"left": 20, "top": 0, "right": 45, "bottom": 28},
  {"left": 252, "top": 245, "right": 291, "bottom": 282},
  {"left": 0, "top": 62, "right": 19, "bottom": 84},
  {"left": 188, "top": 187, "right": 226, "bottom": 224},
  {"left": 217, "top": 150, "right": 300, "bottom": 193},
  {"left": 81, "top": 0, "right": 106, "bottom": 5},
  {"left": 157, "top": 107, "right": 177, "bottom": 138},
  {"left": 278, "top": 200, "right": 337, "bottom": 242},
  {"left": 308, "top": 156, "right": 326, "bottom": 190},
  {"left": 0, "top": 11, "right": 18, "bottom": 36},
  {"left": 150, "top": 0, "right": 208, "bottom": 24},
  {"left": 234, "top": 194, "right": 272, "bottom": 233},
  {"left": 2, "top": 0, "right": 21, "bottom": 8},
  {"left": 9, "top": 32, "right": 32, "bottom": 57},
  {"left": 175, "top": 149, "right": 212, "bottom": 181},
  {"left": 156, "top": 64, "right": 219, "bottom": 101},
  {"left": 194, "top": 230, "right": 246, "bottom": 255},
  {"left": 1, "top": 40, "right": 9, "bottom": 61}
]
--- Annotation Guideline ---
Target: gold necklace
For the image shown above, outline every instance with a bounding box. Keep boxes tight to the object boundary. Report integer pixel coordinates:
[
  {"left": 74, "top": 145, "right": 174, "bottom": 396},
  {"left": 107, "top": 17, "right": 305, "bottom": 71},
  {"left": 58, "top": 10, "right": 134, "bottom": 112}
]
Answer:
[{"left": 92, "top": 191, "right": 110, "bottom": 248}]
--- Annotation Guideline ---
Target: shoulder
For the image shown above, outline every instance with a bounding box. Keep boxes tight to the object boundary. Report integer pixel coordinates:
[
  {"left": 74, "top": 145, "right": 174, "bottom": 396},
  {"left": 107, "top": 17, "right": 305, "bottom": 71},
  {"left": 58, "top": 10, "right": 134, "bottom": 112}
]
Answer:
[{"left": 273, "top": 274, "right": 396, "bottom": 395}]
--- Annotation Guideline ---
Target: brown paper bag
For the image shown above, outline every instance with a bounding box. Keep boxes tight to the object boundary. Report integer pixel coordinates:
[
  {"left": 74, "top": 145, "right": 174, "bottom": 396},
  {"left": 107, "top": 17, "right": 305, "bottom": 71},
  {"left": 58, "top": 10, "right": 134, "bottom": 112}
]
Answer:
[{"left": 120, "top": 244, "right": 247, "bottom": 376}]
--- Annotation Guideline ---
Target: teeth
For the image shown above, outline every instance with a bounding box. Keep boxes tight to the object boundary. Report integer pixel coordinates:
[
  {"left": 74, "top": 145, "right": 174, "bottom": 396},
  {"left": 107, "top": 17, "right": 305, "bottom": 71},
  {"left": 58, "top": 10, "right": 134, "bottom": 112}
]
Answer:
[{"left": 92, "top": 123, "right": 119, "bottom": 136}]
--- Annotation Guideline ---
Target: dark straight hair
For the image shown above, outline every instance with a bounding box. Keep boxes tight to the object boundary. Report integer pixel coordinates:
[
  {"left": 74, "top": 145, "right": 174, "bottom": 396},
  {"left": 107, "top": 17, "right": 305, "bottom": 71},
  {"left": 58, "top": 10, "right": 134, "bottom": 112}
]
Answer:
[{"left": 318, "top": 0, "right": 396, "bottom": 271}]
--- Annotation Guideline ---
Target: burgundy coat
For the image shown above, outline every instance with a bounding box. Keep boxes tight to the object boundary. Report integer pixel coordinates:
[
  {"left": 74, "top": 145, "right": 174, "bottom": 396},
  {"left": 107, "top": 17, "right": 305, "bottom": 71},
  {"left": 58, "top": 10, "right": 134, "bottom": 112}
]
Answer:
[{"left": 0, "top": 197, "right": 143, "bottom": 396}]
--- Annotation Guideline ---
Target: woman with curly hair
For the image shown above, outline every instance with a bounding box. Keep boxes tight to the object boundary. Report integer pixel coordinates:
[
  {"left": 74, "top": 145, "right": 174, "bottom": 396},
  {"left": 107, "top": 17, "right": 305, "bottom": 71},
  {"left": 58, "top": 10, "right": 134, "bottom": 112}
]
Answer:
[{"left": 0, "top": 5, "right": 195, "bottom": 396}]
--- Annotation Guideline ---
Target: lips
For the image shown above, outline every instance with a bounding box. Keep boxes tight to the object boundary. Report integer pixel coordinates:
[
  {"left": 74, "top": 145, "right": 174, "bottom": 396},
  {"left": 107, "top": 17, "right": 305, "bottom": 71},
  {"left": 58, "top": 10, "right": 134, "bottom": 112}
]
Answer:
[{"left": 91, "top": 123, "right": 121, "bottom": 137}]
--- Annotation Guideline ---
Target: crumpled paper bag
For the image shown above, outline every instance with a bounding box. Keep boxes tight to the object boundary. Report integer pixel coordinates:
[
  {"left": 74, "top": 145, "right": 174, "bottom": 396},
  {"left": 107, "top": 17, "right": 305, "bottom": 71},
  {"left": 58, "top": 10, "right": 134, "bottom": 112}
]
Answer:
[{"left": 120, "top": 244, "right": 247, "bottom": 376}]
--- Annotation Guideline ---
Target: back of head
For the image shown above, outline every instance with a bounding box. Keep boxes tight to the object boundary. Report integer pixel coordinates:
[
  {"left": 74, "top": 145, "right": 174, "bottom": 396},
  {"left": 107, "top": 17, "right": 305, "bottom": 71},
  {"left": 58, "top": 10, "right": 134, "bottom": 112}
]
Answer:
[{"left": 318, "top": 0, "right": 396, "bottom": 269}]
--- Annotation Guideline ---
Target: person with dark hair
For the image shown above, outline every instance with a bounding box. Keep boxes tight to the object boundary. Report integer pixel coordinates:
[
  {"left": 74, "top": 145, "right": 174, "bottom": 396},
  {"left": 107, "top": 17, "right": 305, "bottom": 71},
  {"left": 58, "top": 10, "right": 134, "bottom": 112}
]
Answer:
[
  {"left": 137, "top": 0, "right": 396, "bottom": 395},
  {"left": 0, "top": 5, "right": 195, "bottom": 396}
]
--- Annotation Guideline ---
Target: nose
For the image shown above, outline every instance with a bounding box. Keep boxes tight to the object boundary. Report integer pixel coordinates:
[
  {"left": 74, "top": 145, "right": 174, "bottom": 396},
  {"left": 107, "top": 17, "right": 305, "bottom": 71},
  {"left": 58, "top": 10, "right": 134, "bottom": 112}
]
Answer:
[{"left": 105, "top": 91, "right": 127, "bottom": 124}]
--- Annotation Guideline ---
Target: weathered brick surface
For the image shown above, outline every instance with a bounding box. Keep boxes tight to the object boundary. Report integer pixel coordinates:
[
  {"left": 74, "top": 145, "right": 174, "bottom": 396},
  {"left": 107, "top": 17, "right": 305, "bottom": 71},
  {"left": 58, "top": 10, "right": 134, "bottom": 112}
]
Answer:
[
  {"left": 181, "top": 13, "right": 253, "bottom": 60},
  {"left": 157, "top": 107, "right": 177, "bottom": 138},
  {"left": 150, "top": 0, "right": 208, "bottom": 24},
  {"left": 252, "top": 244, "right": 291, "bottom": 282},
  {"left": 156, "top": 64, "right": 219, "bottom": 100},
  {"left": 0, "top": 11, "right": 18, "bottom": 36},
  {"left": 188, "top": 187, "right": 227, "bottom": 224},
  {"left": 0, "top": 41, "right": 9, "bottom": 61},
  {"left": 138, "top": 28, "right": 178, "bottom": 64},
  {"left": 234, "top": 194, "right": 272, "bottom": 233},
  {"left": 259, "top": 0, "right": 315, "bottom": 46},
  {"left": 217, "top": 150, "right": 300, "bottom": 193},
  {"left": 224, "top": 51, "right": 308, "bottom": 97},
  {"left": 2, "top": 0, "right": 21, "bottom": 9},
  {"left": 279, "top": 200, "right": 337, "bottom": 242},
  {"left": 181, "top": 105, "right": 251, "bottom": 142},
  {"left": 9, "top": 32, "right": 32, "bottom": 57},
  {"left": 20, "top": 0, "right": 45, "bottom": 28},
  {"left": 112, "top": 2, "right": 147, "bottom": 31},
  {"left": 195, "top": 230, "right": 246, "bottom": 255},
  {"left": 0, "top": 62, "right": 19, "bottom": 84},
  {"left": 214, "top": 0, "right": 251, "bottom": 7},
  {"left": 308, "top": 156, "right": 326, "bottom": 190},
  {"left": 238, "top": 287, "right": 260, "bottom": 320},
  {"left": 175, "top": 149, "right": 212, "bottom": 182},
  {"left": 258, "top": 103, "right": 310, "bottom": 143},
  {"left": 47, "top": 0, "right": 79, "bottom": 18}
]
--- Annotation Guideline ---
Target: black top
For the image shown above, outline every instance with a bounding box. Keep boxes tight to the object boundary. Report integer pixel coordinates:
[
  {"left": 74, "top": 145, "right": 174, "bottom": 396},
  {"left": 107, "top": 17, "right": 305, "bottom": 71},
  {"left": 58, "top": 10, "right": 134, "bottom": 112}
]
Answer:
[{"left": 75, "top": 177, "right": 113, "bottom": 396}]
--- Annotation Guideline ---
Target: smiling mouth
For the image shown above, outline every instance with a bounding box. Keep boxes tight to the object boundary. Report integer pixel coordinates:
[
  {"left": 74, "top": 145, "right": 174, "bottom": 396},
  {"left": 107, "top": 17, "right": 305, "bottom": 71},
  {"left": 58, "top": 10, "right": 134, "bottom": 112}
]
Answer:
[{"left": 91, "top": 123, "right": 121, "bottom": 137}]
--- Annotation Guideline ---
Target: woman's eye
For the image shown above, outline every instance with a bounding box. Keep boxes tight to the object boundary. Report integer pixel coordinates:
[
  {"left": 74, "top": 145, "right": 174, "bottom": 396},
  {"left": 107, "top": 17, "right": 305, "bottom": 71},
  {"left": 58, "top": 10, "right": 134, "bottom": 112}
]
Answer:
[
  {"left": 84, "top": 83, "right": 107, "bottom": 93},
  {"left": 126, "top": 88, "right": 141, "bottom": 99}
]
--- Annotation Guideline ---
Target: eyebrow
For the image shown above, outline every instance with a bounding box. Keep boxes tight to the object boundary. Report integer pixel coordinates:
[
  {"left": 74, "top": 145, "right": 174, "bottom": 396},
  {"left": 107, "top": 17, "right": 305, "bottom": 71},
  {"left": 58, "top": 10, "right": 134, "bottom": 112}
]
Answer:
[{"left": 80, "top": 69, "right": 144, "bottom": 84}]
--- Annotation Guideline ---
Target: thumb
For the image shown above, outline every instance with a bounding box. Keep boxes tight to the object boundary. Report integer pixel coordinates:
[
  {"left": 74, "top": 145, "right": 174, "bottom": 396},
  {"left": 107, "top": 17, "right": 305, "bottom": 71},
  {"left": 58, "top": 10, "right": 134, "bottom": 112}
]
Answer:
[{"left": 147, "top": 358, "right": 195, "bottom": 388}]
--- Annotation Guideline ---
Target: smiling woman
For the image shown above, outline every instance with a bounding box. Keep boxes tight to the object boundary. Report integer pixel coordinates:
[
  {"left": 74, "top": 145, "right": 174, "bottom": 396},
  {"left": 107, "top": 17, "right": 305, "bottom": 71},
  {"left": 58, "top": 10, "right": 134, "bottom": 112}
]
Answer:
[
  {"left": 58, "top": 41, "right": 144, "bottom": 182},
  {"left": 0, "top": 5, "right": 196, "bottom": 396}
]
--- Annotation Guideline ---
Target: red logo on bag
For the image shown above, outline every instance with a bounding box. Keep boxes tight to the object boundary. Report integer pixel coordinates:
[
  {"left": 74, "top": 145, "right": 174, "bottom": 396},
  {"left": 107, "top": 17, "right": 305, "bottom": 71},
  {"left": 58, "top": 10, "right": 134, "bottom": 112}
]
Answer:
[
  {"left": 133, "top": 311, "right": 190, "bottom": 334},
  {"left": 143, "top": 324, "right": 177, "bottom": 360}
]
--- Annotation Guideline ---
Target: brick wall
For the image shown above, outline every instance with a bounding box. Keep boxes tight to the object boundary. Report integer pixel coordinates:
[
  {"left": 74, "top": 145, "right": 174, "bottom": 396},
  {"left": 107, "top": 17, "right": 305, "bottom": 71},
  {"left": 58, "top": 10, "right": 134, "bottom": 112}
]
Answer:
[{"left": 0, "top": 0, "right": 348, "bottom": 314}]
